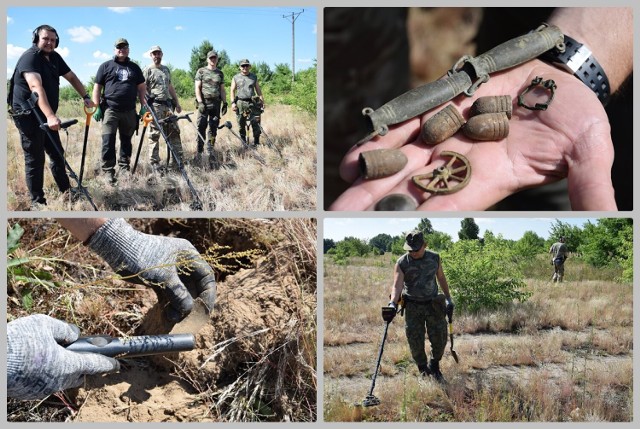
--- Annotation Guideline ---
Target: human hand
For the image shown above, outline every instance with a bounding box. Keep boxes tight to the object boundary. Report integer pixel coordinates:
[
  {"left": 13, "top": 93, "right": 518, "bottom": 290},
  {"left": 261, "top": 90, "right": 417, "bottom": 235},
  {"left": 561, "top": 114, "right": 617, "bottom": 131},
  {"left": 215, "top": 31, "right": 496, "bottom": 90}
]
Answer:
[
  {"left": 7, "top": 314, "right": 119, "bottom": 400},
  {"left": 232, "top": 102, "right": 238, "bottom": 112},
  {"left": 445, "top": 298, "right": 454, "bottom": 317},
  {"left": 87, "top": 219, "right": 216, "bottom": 322},
  {"left": 330, "top": 60, "right": 617, "bottom": 211},
  {"left": 46, "top": 114, "right": 61, "bottom": 131},
  {"left": 93, "top": 106, "right": 103, "bottom": 122},
  {"left": 198, "top": 102, "right": 206, "bottom": 114},
  {"left": 138, "top": 105, "right": 148, "bottom": 117}
]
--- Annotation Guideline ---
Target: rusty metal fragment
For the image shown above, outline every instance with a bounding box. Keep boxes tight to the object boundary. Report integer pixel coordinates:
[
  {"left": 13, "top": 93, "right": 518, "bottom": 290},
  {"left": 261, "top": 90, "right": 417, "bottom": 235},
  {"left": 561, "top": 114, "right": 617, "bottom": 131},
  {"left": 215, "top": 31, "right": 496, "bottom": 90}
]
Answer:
[
  {"left": 517, "top": 76, "right": 557, "bottom": 111},
  {"left": 374, "top": 194, "right": 418, "bottom": 211},
  {"left": 412, "top": 151, "right": 471, "bottom": 194},
  {"left": 359, "top": 149, "right": 408, "bottom": 180},
  {"left": 470, "top": 95, "right": 513, "bottom": 119},
  {"left": 463, "top": 112, "right": 510, "bottom": 141},
  {"left": 421, "top": 104, "right": 465, "bottom": 145}
]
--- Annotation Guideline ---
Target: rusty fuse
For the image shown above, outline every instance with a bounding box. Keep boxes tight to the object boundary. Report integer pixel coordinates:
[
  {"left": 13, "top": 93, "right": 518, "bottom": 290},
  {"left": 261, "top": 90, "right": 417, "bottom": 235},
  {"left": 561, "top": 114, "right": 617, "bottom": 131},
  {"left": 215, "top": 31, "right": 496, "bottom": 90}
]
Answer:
[
  {"left": 420, "top": 104, "right": 465, "bottom": 145},
  {"left": 463, "top": 112, "right": 510, "bottom": 141},
  {"left": 359, "top": 149, "right": 408, "bottom": 179},
  {"left": 355, "top": 24, "right": 564, "bottom": 146},
  {"left": 469, "top": 95, "right": 513, "bottom": 119}
]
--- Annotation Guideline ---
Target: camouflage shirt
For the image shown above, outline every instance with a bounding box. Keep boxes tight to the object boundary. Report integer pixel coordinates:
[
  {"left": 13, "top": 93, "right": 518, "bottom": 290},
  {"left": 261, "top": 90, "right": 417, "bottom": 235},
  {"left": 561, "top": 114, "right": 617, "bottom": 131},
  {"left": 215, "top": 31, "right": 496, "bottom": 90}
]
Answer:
[
  {"left": 143, "top": 64, "right": 173, "bottom": 102},
  {"left": 550, "top": 242, "right": 568, "bottom": 259},
  {"left": 195, "top": 67, "right": 224, "bottom": 100},
  {"left": 397, "top": 250, "right": 440, "bottom": 301},
  {"left": 233, "top": 72, "right": 259, "bottom": 100}
]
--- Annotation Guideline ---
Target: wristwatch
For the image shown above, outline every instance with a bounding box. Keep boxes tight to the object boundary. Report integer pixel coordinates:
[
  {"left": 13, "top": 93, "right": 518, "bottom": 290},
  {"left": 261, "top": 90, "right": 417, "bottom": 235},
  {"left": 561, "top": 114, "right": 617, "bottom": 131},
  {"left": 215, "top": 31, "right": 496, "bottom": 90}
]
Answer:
[{"left": 541, "top": 34, "right": 610, "bottom": 106}]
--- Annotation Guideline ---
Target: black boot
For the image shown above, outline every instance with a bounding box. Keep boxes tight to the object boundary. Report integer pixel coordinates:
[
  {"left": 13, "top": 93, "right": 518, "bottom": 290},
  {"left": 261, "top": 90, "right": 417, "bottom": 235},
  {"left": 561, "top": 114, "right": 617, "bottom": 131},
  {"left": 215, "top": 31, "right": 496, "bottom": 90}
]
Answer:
[
  {"left": 429, "top": 359, "right": 445, "bottom": 384},
  {"left": 418, "top": 363, "right": 432, "bottom": 377},
  {"left": 253, "top": 135, "right": 260, "bottom": 147}
]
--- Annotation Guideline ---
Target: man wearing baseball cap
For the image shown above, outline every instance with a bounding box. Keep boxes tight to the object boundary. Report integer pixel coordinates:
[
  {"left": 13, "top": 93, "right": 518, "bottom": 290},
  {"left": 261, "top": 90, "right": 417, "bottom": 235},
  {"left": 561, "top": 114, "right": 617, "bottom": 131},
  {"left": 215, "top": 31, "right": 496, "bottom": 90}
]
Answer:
[
  {"left": 194, "top": 49, "right": 226, "bottom": 166},
  {"left": 388, "top": 229, "right": 454, "bottom": 383},
  {"left": 92, "top": 38, "right": 146, "bottom": 184},
  {"left": 230, "top": 58, "right": 265, "bottom": 146},
  {"left": 143, "top": 45, "right": 183, "bottom": 172}
]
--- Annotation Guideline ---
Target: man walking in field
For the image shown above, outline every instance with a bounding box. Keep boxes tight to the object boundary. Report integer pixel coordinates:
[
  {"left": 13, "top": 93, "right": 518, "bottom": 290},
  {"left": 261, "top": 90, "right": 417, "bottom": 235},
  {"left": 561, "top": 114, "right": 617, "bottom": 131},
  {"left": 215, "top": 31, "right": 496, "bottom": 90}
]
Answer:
[
  {"left": 388, "top": 230, "right": 454, "bottom": 382},
  {"left": 194, "top": 50, "right": 226, "bottom": 165},
  {"left": 549, "top": 236, "right": 568, "bottom": 282},
  {"left": 143, "top": 45, "right": 183, "bottom": 171},
  {"left": 9, "top": 24, "right": 95, "bottom": 208},
  {"left": 230, "top": 59, "right": 265, "bottom": 146}
]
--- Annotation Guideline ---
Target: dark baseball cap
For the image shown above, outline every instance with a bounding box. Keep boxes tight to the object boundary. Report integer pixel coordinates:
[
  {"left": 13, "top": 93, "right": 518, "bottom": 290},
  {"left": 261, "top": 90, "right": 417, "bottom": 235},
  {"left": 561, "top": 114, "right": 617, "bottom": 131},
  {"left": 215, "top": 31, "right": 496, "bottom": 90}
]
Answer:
[
  {"left": 114, "top": 38, "right": 129, "bottom": 48},
  {"left": 207, "top": 50, "right": 218, "bottom": 58},
  {"left": 239, "top": 58, "right": 251, "bottom": 66},
  {"left": 404, "top": 230, "right": 424, "bottom": 251}
]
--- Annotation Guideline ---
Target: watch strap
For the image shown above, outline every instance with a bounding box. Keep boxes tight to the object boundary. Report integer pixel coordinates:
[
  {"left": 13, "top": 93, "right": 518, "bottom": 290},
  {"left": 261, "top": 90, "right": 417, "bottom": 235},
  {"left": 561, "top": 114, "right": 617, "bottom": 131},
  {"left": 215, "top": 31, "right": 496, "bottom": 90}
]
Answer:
[{"left": 541, "top": 34, "right": 610, "bottom": 106}]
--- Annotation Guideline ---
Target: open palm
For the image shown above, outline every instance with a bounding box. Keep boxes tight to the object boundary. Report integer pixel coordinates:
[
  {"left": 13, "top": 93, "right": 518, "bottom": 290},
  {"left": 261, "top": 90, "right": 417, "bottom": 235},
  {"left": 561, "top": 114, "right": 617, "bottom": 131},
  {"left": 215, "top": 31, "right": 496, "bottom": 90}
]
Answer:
[{"left": 330, "top": 60, "right": 616, "bottom": 211}]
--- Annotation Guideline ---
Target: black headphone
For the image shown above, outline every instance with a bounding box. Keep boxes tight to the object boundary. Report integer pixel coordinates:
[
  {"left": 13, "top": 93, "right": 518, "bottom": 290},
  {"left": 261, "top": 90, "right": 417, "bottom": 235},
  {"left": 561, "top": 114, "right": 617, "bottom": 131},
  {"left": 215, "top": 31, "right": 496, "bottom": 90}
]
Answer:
[{"left": 32, "top": 25, "right": 59, "bottom": 48}]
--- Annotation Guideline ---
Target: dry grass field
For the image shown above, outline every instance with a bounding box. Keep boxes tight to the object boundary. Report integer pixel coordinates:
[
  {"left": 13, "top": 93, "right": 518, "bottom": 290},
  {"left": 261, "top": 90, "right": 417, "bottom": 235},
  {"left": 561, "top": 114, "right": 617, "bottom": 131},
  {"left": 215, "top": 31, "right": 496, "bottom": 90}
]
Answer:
[
  {"left": 7, "top": 101, "right": 316, "bottom": 211},
  {"left": 323, "top": 255, "right": 633, "bottom": 422}
]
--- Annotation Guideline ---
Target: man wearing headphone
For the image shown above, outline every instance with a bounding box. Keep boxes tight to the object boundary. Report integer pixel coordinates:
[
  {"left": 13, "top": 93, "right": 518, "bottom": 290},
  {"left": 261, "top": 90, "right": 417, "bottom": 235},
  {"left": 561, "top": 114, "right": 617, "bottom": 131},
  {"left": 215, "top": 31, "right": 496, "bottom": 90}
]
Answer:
[{"left": 9, "top": 24, "right": 94, "bottom": 208}]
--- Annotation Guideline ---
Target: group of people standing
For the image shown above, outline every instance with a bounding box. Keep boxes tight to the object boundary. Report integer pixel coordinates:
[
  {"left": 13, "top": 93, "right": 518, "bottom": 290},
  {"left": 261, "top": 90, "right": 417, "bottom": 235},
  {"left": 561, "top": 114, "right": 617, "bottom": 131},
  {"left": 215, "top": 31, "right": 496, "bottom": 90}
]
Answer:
[{"left": 9, "top": 25, "right": 265, "bottom": 205}]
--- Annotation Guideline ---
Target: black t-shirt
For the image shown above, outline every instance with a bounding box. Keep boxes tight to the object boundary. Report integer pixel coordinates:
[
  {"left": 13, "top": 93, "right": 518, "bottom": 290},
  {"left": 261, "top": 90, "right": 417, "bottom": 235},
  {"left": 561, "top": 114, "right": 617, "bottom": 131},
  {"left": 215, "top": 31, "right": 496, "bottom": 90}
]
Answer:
[
  {"left": 95, "top": 57, "right": 145, "bottom": 111},
  {"left": 11, "top": 45, "right": 71, "bottom": 113}
]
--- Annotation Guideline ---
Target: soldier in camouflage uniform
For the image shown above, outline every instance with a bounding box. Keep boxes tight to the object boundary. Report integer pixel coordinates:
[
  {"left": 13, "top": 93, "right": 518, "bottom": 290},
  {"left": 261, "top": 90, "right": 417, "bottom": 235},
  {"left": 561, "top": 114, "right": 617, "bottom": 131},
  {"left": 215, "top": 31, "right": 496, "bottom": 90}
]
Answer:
[
  {"left": 549, "top": 236, "right": 568, "bottom": 282},
  {"left": 230, "top": 59, "right": 265, "bottom": 146},
  {"left": 194, "top": 50, "right": 227, "bottom": 164},
  {"left": 388, "top": 230, "right": 454, "bottom": 382},
  {"left": 143, "top": 45, "right": 183, "bottom": 171}
]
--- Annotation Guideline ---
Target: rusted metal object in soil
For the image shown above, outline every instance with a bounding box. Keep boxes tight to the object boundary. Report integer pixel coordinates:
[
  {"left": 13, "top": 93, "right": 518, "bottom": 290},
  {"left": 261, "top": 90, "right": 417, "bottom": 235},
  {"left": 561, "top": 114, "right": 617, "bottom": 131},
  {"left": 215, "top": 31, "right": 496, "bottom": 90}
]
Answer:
[
  {"left": 412, "top": 151, "right": 471, "bottom": 194},
  {"left": 359, "top": 149, "right": 408, "bottom": 179}
]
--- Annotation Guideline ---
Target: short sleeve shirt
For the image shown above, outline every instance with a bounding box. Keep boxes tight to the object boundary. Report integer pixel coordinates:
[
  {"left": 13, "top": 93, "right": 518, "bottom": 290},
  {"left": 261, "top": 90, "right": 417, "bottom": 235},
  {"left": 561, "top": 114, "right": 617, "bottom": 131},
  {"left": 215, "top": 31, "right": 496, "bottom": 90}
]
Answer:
[
  {"left": 397, "top": 250, "right": 440, "bottom": 301},
  {"left": 12, "top": 46, "right": 71, "bottom": 113},
  {"left": 233, "top": 72, "right": 258, "bottom": 100},
  {"left": 143, "top": 64, "right": 172, "bottom": 102},
  {"left": 95, "top": 57, "right": 145, "bottom": 111},
  {"left": 550, "top": 242, "right": 568, "bottom": 259},
  {"left": 195, "top": 67, "right": 224, "bottom": 100}
]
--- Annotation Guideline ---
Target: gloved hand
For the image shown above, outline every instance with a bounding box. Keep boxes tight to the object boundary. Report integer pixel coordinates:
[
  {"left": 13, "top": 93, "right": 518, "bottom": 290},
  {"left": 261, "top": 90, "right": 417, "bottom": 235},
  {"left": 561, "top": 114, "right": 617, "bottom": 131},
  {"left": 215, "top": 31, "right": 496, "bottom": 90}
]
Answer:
[
  {"left": 198, "top": 102, "right": 206, "bottom": 114},
  {"left": 388, "top": 301, "right": 398, "bottom": 310},
  {"left": 221, "top": 101, "right": 228, "bottom": 116},
  {"left": 7, "top": 314, "right": 119, "bottom": 400},
  {"left": 138, "top": 105, "right": 148, "bottom": 117},
  {"left": 93, "top": 106, "right": 103, "bottom": 122},
  {"left": 87, "top": 219, "right": 216, "bottom": 322},
  {"left": 445, "top": 298, "right": 455, "bottom": 316}
]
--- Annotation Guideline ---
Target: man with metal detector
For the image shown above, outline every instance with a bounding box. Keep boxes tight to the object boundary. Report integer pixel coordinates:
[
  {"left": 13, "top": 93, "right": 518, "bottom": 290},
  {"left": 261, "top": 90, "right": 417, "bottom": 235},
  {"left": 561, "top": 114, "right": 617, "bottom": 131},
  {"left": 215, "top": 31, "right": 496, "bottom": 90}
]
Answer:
[
  {"left": 194, "top": 50, "right": 227, "bottom": 165},
  {"left": 143, "top": 45, "right": 184, "bottom": 172},
  {"left": 549, "top": 236, "right": 569, "bottom": 282},
  {"left": 92, "top": 38, "right": 147, "bottom": 185},
  {"left": 230, "top": 59, "right": 265, "bottom": 147},
  {"left": 388, "top": 230, "right": 454, "bottom": 383},
  {"left": 8, "top": 24, "right": 95, "bottom": 208}
]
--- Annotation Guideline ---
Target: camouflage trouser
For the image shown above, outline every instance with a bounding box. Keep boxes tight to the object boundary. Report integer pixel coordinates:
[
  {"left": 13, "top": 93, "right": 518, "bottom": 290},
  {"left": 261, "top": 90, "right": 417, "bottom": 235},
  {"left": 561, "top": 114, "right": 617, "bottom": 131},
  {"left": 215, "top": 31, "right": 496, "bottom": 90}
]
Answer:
[
  {"left": 236, "top": 100, "right": 261, "bottom": 141},
  {"left": 552, "top": 258, "right": 565, "bottom": 281},
  {"left": 404, "top": 294, "right": 448, "bottom": 369},
  {"left": 196, "top": 99, "right": 221, "bottom": 154},
  {"left": 149, "top": 103, "right": 182, "bottom": 166}
]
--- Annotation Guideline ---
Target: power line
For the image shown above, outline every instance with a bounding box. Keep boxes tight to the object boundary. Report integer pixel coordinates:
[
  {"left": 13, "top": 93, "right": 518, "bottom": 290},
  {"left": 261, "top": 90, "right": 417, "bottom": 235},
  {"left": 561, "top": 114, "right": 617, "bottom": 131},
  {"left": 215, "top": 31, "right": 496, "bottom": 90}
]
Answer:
[{"left": 282, "top": 9, "right": 304, "bottom": 82}]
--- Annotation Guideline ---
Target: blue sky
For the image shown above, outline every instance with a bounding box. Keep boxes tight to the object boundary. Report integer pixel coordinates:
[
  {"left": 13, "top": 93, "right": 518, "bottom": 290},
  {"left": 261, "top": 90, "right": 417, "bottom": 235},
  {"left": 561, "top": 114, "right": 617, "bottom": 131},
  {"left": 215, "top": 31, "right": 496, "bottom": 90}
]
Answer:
[
  {"left": 6, "top": 6, "right": 317, "bottom": 85},
  {"left": 323, "top": 218, "right": 606, "bottom": 242}
]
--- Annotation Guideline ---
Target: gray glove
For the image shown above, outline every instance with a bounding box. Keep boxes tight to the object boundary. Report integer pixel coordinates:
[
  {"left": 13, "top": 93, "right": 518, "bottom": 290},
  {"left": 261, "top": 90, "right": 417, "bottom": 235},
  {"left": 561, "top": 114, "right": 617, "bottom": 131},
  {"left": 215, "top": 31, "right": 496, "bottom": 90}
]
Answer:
[
  {"left": 197, "top": 102, "right": 206, "bottom": 114},
  {"left": 7, "top": 314, "right": 119, "bottom": 400},
  {"left": 87, "top": 218, "right": 216, "bottom": 321}
]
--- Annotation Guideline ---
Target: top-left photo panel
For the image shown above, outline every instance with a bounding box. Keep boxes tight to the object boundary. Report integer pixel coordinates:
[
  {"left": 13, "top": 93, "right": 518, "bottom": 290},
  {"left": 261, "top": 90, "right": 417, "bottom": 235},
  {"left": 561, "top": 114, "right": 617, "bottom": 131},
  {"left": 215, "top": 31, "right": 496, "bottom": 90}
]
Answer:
[{"left": 7, "top": 6, "right": 317, "bottom": 212}]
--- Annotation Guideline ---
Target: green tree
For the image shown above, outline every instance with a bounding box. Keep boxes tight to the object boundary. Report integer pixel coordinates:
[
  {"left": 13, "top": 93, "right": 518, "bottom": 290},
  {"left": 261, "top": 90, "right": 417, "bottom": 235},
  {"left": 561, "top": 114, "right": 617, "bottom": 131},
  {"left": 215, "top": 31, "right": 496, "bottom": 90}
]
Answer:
[
  {"left": 578, "top": 218, "right": 633, "bottom": 269},
  {"left": 369, "top": 233, "right": 393, "bottom": 254},
  {"left": 332, "top": 237, "right": 371, "bottom": 260},
  {"left": 514, "top": 231, "right": 545, "bottom": 258},
  {"left": 189, "top": 40, "right": 215, "bottom": 77},
  {"left": 171, "top": 68, "right": 194, "bottom": 99},
  {"left": 425, "top": 231, "right": 453, "bottom": 252},
  {"left": 418, "top": 219, "right": 434, "bottom": 235},
  {"left": 548, "top": 219, "right": 583, "bottom": 252},
  {"left": 458, "top": 218, "right": 480, "bottom": 240},
  {"left": 391, "top": 235, "right": 406, "bottom": 255}
]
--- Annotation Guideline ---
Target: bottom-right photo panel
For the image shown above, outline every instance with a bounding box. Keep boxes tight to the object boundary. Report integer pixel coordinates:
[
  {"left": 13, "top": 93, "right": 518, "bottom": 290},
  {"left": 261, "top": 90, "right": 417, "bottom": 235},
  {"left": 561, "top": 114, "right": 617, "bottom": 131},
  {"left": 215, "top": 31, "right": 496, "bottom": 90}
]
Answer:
[{"left": 323, "top": 217, "right": 632, "bottom": 422}]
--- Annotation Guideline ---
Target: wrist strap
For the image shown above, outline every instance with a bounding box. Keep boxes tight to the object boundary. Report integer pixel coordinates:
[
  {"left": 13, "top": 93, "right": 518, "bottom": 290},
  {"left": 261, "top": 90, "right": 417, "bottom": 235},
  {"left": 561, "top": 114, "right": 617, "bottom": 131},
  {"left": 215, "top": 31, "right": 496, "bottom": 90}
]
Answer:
[{"left": 541, "top": 34, "right": 610, "bottom": 106}]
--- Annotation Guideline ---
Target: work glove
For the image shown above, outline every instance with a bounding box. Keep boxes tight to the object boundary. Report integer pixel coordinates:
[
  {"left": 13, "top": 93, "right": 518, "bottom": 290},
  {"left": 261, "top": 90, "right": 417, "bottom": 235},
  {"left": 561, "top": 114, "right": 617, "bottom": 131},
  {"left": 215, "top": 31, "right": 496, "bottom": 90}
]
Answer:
[
  {"left": 198, "top": 102, "right": 206, "bottom": 114},
  {"left": 7, "top": 315, "right": 119, "bottom": 400},
  {"left": 138, "top": 105, "right": 148, "bottom": 117},
  {"left": 87, "top": 218, "right": 217, "bottom": 322},
  {"left": 221, "top": 101, "right": 228, "bottom": 116},
  {"left": 445, "top": 298, "right": 455, "bottom": 316},
  {"left": 93, "top": 106, "right": 103, "bottom": 122}
]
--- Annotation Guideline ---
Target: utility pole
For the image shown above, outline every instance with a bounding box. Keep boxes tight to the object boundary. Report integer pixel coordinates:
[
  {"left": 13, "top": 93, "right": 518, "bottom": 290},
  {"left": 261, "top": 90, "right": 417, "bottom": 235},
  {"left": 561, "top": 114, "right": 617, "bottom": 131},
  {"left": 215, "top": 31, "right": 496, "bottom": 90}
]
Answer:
[{"left": 283, "top": 9, "right": 304, "bottom": 83}]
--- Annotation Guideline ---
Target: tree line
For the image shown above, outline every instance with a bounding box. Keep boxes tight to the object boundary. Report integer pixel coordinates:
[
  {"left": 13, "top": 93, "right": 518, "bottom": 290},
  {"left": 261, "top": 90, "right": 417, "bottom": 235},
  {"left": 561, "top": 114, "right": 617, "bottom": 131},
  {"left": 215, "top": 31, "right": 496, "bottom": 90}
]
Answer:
[{"left": 55, "top": 40, "right": 317, "bottom": 115}]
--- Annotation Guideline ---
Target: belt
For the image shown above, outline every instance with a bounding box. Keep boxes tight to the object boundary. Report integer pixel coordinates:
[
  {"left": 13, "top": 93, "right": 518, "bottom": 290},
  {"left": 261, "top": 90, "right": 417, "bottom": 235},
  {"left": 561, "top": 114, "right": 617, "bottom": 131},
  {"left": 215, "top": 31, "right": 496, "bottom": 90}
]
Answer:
[
  {"left": 153, "top": 99, "right": 172, "bottom": 106},
  {"left": 403, "top": 295, "right": 435, "bottom": 304},
  {"left": 238, "top": 97, "right": 253, "bottom": 101}
]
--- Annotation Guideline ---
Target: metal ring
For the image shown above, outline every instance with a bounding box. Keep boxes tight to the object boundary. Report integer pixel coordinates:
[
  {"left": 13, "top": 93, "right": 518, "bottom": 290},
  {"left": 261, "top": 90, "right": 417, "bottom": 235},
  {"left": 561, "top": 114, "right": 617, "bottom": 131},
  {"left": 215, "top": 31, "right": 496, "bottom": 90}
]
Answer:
[{"left": 517, "top": 76, "right": 557, "bottom": 111}]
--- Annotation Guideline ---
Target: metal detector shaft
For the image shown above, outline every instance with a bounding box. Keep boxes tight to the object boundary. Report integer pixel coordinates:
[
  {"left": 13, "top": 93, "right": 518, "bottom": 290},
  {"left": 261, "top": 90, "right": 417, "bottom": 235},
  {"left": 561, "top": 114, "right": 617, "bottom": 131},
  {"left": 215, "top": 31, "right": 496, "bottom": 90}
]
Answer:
[
  {"left": 367, "top": 321, "right": 391, "bottom": 399},
  {"left": 145, "top": 96, "right": 204, "bottom": 209},
  {"left": 28, "top": 92, "right": 98, "bottom": 210},
  {"left": 132, "top": 112, "right": 152, "bottom": 174},
  {"left": 66, "top": 333, "right": 195, "bottom": 358},
  {"left": 79, "top": 105, "right": 96, "bottom": 185},
  {"left": 221, "top": 121, "right": 266, "bottom": 165}
]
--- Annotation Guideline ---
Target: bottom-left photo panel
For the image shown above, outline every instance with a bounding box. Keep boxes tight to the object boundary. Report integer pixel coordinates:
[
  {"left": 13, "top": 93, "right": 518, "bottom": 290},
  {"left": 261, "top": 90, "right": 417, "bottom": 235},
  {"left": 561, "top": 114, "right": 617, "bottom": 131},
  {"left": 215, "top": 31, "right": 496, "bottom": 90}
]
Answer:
[{"left": 6, "top": 217, "right": 317, "bottom": 423}]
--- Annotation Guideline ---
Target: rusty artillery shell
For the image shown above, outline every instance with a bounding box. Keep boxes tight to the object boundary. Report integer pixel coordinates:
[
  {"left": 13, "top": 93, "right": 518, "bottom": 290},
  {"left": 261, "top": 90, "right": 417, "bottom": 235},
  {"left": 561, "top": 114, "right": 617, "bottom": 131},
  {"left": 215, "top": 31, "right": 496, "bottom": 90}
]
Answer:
[
  {"left": 359, "top": 149, "right": 408, "bottom": 180},
  {"left": 374, "top": 194, "right": 418, "bottom": 211},
  {"left": 470, "top": 95, "right": 513, "bottom": 119},
  {"left": 420, "top": 104, "right": 465, "bottom": 145},
  {"left": 462, "top": 112, "right": 510, "bottom": 141}
]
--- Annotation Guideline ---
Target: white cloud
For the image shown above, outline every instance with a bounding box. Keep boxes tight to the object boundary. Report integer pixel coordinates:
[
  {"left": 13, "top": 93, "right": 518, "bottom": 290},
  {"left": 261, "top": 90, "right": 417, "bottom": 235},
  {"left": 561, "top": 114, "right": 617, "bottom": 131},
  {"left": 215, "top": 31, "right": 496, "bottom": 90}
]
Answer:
[
  {"left": 297, "top": 58, "right": 313, "bottom": 64},
  {"left": 160, "top": 7, "right": 174, "bottom": 10},
  {"left": 312, "top": 24, "right": 317, "bottom": 34},
  {"left": 7, "top": 44, "right": 26, "bottom": 60},
  {"left": 108, "top": 7, "right": 131, "bottom": 14},
  {"left": 7, "top": 16, "right": 13, "bottom": 24},
  {"left": 175, "top": 26, "right": 184, "bottom": 31},
  {"left": 67, "top": 26, "right": 102, "bottom": 43},
  {"left": 56, "top": 47, "right": 70, "bottom": 58},
  {"left": 93, "top": 50, "right": 111, "bottom": 60}
]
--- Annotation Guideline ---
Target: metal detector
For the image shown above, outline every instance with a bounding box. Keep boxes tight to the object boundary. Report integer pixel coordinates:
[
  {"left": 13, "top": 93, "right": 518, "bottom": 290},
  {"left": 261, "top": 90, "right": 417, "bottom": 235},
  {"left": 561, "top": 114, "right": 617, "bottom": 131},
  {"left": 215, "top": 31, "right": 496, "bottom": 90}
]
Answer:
[
  {"left": 219, "top": 120, "right": 266, "bottom": 165},
  {"left": 25, "top": 92, "right": 98, "bottom": 210}
]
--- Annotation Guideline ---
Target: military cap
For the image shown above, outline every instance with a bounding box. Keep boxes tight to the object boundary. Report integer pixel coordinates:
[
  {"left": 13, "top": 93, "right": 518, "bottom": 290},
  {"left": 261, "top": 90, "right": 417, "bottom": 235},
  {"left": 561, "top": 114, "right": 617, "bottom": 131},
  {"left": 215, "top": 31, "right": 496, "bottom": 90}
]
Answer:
[
  {"left": 207, "top": 50, "right": 218, "bottom": 58},
  {"left": 114, "top": 38, "right": 129, "bottom": 47},
  {"left": 239, "top": 58, "right": 251, "bottom": 66},
  {"left": 403, "top": 230, "right": 425, "bottom": 252},
  {"left": 150, "top": 45, "right": 162, "bottom": 53}
]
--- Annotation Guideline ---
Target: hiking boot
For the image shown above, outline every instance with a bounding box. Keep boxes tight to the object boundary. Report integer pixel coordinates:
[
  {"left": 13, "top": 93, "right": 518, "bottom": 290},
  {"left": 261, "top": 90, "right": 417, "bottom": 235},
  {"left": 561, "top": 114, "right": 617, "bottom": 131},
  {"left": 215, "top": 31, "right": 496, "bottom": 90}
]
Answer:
[
  {"left": 429, "top": 359, "right": 446, "bottom": 384},
  {"left": 105, "top": 169, "right": 117, "bottom": 185},
  {"left": 418, "top": 364, "right": 432, "bottom": 377},
  {"left": 194, "top": 151, "right": 203, "bottom": 164}
]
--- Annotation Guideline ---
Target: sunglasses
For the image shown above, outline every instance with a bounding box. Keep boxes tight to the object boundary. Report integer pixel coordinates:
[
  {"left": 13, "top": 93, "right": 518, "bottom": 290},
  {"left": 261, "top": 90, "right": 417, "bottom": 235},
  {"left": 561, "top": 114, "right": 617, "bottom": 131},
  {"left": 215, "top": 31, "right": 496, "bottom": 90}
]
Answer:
[
  {"left": 209, "top": 56, "right": 218, "bottom": 59},
  {"left": 116, "top": 45, "right": 129, "bottom": 49},
  {"left": 241, "top": 64, "right": 250, "bottom": 68}
]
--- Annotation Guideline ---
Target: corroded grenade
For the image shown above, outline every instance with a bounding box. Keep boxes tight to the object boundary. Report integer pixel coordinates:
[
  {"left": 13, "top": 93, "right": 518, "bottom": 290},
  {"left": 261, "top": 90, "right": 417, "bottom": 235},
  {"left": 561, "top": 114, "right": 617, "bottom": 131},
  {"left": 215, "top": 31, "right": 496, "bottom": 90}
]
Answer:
[
  {"left": 359, "top": 149, "right": 408, "bottom": 179},
  {"left": 462, "top": 112, "right": 510, "bottom": 141},
  {"left": 469, "top": 95, "right": 513, "bottom": 119},
  {"left": 374, "top": 193, "right": 418, "bottom": 211},
  {"left": 420, "top": 104, "right": 465, "bottom": 145}
]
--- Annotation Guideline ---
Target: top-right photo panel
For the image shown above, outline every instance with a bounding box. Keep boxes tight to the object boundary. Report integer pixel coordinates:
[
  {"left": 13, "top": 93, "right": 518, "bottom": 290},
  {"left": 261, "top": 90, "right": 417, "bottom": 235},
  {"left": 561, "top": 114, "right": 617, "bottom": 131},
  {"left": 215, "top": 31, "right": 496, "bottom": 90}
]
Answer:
[{"left": 324, "top": 7, "right": 632, "bottom": 211}]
